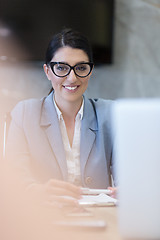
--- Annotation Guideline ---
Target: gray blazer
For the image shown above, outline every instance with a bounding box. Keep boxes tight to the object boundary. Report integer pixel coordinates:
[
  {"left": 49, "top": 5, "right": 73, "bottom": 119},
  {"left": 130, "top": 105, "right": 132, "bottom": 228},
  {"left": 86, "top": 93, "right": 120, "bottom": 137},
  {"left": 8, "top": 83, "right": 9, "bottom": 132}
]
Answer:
[{"left": 6, "top": 92, "right": 115, "bottom": 188}]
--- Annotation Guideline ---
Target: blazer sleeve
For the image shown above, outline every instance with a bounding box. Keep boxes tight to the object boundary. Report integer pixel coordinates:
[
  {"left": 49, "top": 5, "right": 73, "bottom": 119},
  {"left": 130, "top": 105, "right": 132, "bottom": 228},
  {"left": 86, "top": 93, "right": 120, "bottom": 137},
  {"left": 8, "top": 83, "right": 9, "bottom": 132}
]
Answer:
[{"left": 6, "top": 101, "right": 38, "bottom": 188}]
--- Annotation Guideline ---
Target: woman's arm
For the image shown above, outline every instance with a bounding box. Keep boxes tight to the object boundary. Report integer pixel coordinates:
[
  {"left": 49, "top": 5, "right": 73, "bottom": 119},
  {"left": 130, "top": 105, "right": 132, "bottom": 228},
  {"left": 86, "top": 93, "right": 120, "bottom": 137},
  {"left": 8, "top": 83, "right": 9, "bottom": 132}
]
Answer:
[{"left": 6, "top": 102, "right": 82, "bottom": 208}]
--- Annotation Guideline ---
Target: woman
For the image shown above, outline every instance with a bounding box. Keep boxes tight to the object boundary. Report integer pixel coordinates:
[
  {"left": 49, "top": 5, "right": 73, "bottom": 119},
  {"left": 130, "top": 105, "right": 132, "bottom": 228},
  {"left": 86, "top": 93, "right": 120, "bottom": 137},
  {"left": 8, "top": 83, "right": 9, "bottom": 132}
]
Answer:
[{"left": 6, "top": 29, "right": 116, "bottom": 207}]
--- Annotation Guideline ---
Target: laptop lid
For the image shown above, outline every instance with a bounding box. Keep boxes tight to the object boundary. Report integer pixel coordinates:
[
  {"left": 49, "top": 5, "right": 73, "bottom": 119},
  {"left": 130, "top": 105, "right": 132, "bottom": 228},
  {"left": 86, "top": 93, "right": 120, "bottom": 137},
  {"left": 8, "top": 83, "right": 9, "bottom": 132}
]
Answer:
[{"left": 112, "top": 99, "right": 160, "bottom": 239}]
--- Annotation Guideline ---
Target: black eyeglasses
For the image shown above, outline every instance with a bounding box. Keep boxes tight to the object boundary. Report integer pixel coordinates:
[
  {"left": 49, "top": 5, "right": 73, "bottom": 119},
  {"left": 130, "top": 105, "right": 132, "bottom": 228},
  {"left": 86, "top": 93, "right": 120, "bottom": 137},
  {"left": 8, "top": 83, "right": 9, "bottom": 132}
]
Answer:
[{"left": 49, "top": 62, "right": 94, "bottom": 78}]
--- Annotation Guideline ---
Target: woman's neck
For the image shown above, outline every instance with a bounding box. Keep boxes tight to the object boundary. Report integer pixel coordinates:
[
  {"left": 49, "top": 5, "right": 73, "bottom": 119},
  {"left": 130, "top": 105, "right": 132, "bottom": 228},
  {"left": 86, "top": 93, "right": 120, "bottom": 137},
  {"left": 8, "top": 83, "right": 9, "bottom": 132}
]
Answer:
[{"left": 54, "top": 96, "right": 83, "bottom": 121}]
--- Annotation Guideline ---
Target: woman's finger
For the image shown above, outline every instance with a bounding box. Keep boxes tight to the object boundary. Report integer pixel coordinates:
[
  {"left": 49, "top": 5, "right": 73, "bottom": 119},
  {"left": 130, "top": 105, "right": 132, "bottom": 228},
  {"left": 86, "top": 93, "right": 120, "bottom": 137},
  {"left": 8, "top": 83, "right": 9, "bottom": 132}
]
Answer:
[
  {"left": 46, "top": 179, "right": 82, "bottom": 198},
  {"left": 107, "top": 187, "right": 117, "bottom": 199}
]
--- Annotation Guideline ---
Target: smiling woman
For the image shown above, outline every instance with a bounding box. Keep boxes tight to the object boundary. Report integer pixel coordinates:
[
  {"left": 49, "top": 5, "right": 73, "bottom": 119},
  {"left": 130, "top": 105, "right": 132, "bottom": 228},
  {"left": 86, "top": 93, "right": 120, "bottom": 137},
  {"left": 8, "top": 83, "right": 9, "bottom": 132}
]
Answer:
[{"left": 6, "top": 29, "right": 117, "bottom": 210}]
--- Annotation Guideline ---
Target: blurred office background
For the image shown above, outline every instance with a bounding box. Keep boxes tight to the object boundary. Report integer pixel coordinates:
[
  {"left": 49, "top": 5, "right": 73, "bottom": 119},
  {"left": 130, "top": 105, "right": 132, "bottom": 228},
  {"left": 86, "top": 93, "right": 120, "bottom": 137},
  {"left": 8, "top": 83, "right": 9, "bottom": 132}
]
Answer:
[{"left": 0, "top": 0, "right": 160, "bottom": 159}]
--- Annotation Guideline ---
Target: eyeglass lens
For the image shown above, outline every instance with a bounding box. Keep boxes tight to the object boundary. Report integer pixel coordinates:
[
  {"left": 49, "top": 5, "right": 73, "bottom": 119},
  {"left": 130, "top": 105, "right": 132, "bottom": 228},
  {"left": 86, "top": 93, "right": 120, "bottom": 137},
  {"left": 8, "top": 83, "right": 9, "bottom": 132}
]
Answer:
[{"left": 51, "top": 63, "right": 92, "bottom": 77}]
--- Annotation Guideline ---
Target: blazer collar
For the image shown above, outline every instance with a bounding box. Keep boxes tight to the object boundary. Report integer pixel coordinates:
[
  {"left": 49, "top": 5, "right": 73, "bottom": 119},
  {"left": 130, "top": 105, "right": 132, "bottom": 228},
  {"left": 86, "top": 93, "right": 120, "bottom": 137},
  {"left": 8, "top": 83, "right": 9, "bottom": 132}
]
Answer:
[
  {"left": 40, "top": 92, "right": 68, "bottom": 180},
  {"left": 82, "top": 96, "right": 98, "bottom": 131},
  {"left": 40, "top": 93, "right": 97, "bottom": 128},
  {"left": 80, "top": 96, "right": 98, "bottom": 176},
  {"left": 40, "top": 92, "right": 55, "bottom": 126}
]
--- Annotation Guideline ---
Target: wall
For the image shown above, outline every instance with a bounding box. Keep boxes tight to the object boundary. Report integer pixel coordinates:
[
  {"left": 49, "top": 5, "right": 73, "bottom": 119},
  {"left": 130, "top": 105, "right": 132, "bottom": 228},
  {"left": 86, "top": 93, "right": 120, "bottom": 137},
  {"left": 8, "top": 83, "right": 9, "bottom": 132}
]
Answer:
[
  {"left": 0, "top": 0, "right": 160, "bottom": 158},
  {"left": 88, "top": 0, "right": 160, "bottom": 99}
]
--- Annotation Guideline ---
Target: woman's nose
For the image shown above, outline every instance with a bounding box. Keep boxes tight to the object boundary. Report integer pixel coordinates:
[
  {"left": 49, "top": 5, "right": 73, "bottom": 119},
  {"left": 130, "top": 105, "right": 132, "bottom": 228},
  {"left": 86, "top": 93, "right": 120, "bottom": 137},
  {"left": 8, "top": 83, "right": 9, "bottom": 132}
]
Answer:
[{"left": 66, "top": 69, "right": 77, "bottom": 82}]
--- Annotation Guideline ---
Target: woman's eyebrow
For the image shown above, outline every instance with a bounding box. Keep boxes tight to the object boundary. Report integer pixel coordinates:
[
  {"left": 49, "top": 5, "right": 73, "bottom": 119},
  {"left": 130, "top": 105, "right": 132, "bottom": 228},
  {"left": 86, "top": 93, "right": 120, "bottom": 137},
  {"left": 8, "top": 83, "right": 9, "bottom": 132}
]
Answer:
[{"left": 55, "top": 61, "right": 87, "bottom": 65}]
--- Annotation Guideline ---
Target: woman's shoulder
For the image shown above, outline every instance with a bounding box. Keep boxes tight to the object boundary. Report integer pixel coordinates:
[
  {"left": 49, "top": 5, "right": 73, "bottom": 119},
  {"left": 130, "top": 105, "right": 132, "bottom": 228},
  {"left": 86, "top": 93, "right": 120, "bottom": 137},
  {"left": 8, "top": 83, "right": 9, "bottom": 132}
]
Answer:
[
  {"left": 85, "top": 98, "right": 114, "bottom": 122},
  {"left": 10, "top": 96, "right": 49, "bottom": 126},
  {"left": 87, "top": 97, "right": 114, "bottom": 109},
  {"left": 11, "top": 97, "right": 44, "bottom": 115}
]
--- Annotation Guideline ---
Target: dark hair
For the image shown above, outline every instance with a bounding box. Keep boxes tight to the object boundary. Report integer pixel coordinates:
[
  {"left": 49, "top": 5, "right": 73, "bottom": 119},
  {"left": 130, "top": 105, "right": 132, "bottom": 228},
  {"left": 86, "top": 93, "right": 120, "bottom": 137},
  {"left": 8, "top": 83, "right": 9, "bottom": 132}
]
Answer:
[{"left": 45, "top": 28, "right": 93, "bottom": 64}]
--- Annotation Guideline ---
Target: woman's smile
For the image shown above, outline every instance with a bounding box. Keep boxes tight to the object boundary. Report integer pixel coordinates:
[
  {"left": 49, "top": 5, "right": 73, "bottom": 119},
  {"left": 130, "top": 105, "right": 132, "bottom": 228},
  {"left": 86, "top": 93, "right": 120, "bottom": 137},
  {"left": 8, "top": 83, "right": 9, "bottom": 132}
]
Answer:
[{"left": 63, "top": 85, "right": 80, "bottom": 91}]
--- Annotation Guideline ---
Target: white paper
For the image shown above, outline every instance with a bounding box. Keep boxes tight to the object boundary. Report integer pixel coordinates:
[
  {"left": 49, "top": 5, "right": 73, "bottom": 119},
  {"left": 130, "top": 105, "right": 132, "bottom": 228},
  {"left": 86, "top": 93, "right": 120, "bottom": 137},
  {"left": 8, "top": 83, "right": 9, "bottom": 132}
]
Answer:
[{"left": 79, "top": 193, "right": 117, "bottom": 206}]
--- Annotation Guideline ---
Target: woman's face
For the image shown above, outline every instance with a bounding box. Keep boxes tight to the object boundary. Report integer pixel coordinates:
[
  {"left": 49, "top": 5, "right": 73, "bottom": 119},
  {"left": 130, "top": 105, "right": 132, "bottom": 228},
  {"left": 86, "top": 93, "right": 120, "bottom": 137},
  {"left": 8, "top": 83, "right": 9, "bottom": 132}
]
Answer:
[{"left": 44, "top": 46, "right": 92, "bottom": 107}]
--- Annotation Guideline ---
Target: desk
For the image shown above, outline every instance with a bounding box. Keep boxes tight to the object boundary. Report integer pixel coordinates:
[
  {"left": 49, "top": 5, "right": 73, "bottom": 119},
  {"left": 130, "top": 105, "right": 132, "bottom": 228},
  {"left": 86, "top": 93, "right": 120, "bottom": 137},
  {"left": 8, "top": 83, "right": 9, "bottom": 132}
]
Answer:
[
  {"left": 2, "top": 184, "right": 122, "bottom": 240},
  {"left": 46, "top": 206, "right": 123, "bottom": 240}
]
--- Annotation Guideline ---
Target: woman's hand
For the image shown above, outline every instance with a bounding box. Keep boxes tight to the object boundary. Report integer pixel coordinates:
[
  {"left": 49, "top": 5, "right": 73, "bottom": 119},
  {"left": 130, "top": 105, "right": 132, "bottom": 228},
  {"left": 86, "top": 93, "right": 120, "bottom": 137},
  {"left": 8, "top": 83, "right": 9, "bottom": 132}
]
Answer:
[
  {"left": 107, "top": 187, "right": 117, "bottom": 199},
  {"left": 27, "top": 179, "right": 82, "bottom": 208}
]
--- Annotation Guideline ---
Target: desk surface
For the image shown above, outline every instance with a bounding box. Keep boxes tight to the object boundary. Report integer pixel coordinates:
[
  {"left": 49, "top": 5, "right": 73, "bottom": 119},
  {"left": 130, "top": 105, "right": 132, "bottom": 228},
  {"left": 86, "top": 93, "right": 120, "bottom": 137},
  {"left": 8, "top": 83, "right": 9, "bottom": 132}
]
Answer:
[
  {"left": 2, "top": 200, "right": 122, "bottom": 240},
  {"left": 47, "top": 206, "right": 123, "bottom": 240}
]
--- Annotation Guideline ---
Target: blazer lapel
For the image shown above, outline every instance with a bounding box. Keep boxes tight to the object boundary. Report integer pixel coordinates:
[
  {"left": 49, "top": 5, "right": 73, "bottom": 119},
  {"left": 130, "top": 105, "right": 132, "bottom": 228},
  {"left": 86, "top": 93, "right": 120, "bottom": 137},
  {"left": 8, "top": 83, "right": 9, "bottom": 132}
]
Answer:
[
  {"left": 80, "top": 97, "right": 98, "bottom": 175},
  {"left": 40, "top": 93, "right": 68, "bottom": 180}
]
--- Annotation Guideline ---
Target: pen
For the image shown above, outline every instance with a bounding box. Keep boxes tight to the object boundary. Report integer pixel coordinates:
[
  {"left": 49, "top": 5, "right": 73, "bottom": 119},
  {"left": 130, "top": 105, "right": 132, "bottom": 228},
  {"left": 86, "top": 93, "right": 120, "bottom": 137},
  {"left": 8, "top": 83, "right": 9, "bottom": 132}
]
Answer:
[{"left": 81, "top": 188, "right": 112, "bottom": 195}]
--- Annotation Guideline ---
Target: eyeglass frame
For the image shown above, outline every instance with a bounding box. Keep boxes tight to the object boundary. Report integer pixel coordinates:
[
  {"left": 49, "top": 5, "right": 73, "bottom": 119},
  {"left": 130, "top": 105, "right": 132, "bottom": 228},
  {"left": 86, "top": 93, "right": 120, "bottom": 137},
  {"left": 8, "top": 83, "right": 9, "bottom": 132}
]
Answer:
[{"left": 48, "top": 61, "right": 94, "bottom": 78}]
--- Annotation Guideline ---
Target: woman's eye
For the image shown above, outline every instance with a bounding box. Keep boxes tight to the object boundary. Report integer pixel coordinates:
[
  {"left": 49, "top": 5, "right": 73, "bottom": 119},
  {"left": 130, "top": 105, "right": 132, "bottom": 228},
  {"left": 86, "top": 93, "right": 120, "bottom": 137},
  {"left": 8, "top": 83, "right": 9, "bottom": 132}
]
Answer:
[
  {"left": 76, "top": 65, "right": 87, "bottom": 71},
  {"left": 57, "top": 65, "right": 66, "bottom": 71}
]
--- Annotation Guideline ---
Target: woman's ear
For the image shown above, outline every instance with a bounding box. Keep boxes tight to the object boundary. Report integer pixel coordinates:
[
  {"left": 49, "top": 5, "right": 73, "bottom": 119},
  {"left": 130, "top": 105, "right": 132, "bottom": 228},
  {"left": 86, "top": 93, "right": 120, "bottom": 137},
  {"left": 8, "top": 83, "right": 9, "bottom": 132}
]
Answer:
[{"left": 43, "top": 64, "right": 51, "bottom": 81}]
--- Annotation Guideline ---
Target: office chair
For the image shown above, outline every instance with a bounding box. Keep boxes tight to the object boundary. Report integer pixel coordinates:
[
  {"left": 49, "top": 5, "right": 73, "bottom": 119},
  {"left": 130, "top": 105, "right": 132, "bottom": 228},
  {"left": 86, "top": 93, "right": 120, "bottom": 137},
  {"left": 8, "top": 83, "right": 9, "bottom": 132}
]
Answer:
[{"left": 2, "top": 112, "right": 11, "bottom": 160}]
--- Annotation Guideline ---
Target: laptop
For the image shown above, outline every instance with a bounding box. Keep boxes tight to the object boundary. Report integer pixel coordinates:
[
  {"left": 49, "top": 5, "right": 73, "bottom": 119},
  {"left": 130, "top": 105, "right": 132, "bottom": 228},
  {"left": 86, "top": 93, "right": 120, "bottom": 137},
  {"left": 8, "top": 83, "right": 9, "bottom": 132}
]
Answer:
[{"left": 112, "top": 99, "right": 160, "bottom": 239}]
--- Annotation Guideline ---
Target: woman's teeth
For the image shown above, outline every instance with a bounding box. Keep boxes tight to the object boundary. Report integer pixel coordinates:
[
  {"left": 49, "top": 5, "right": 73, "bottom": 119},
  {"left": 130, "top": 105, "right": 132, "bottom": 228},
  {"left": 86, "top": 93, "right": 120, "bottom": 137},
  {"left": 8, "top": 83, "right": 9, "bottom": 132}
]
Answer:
[{"left": 65, "top": 86, "right": 77, "bottom": 90}]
